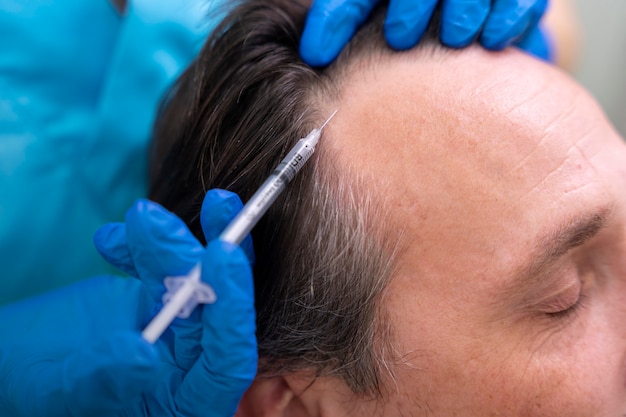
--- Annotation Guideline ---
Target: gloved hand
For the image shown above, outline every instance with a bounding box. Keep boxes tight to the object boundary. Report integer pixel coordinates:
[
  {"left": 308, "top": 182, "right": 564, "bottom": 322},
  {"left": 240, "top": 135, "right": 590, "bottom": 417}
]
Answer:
[
  {"left": 300, "top": 0, "right": 551, "bottom": 66},
  {"left": 0, "top": 189, "right": 256, "bottom": 417}
]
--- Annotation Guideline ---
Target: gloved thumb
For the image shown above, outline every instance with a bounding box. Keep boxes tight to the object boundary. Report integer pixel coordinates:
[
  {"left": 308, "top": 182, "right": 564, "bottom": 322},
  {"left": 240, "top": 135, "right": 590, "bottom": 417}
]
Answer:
[{"left": 61, "top": 332, "right": 160, "bottom": 416}]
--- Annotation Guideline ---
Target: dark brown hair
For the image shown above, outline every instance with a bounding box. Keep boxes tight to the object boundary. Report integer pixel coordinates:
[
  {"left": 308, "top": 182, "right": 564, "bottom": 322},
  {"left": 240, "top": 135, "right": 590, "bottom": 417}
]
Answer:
[{"left": 150, "top": 0, "right": 440, "bottom": 396}]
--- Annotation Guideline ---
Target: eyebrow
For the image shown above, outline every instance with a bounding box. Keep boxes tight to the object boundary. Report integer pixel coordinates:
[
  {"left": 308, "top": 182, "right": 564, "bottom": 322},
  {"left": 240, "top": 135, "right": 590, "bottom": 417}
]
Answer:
[{"left": 503, "top": 207, "right": 613, "bottom": 296}]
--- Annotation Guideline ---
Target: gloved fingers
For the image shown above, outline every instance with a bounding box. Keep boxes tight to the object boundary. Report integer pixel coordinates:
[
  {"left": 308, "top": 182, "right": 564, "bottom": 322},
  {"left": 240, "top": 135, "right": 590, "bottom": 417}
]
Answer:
[
  {"left": 440, "top": 0, "right": 491, "bottom": 48},
  {"left": 513, "top": 22, "right": 553, "bottom": 61},
  {"left": 95, "top": 200, "right": 205, "bottom": 284},
  {"left": 168, "top": 190, "right": 254, "bottom": 372},
  {"left": 300, "top": 0, "right": 379, "bottom": 67},
  {"left": 384, "top": 0, "right": 438, "bottom": 50},
  {"left": 125, "top": 199, "right": 204, "bottom": 283},
  {"left": 175, "top": 240, "right": 257, "bottom": 417},
  {"left": 61, "top": 332, "right": 160, "bottom": 416},
  {"left": 480, "top": 0, "right": 548, "bottom": 50},
  {"left": 94, "top": 222, "right": 138, "bottom": 277},
  {"left": 159, "top": 189, "right": 249, "bottom": 373},
  {"left": 200, "top": 188, "right": 255, "bottom": 263},
  {"left": 125, "top": 199, "right": 209, "bottom": 370}
]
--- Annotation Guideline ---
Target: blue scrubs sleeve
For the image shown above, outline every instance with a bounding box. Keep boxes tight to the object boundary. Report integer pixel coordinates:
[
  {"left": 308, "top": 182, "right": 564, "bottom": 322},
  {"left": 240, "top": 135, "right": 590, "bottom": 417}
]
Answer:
[{"left": 0, "top": 0, "right": 221, "bottom": 304}]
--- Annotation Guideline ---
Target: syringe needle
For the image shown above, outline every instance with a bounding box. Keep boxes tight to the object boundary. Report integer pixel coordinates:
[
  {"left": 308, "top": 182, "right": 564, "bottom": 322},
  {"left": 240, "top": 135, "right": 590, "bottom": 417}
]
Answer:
[{"left": 319, "top": 109, "right": 338, "bottom": 131}]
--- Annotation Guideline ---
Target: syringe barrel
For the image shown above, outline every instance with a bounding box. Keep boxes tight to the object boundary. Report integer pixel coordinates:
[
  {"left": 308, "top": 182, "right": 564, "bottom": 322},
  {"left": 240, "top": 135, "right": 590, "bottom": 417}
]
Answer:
[
  {"left": 272, "top": 130, "right": 319, "bottom": 182},
  {"left": 219, "top": 131, "right": 319, "bottom": 245}
]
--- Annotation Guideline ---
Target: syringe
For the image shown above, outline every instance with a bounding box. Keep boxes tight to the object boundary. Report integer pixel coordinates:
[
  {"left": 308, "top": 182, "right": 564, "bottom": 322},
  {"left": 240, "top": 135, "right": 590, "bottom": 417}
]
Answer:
[{"left": 142, "top": 110, "right": 337, "bottom": 343}]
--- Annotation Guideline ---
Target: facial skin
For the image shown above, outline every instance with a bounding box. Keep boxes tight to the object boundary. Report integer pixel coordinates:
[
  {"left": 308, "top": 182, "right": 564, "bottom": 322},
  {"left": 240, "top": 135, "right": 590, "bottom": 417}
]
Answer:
[{"left": 294, "top": 46, "right": 626, "bottom": 416}]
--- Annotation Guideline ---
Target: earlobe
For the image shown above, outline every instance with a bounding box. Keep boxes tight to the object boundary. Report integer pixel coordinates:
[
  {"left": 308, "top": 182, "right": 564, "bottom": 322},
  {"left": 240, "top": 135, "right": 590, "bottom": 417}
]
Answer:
[{"left": 235, "top": 376, "right": 310, "bottom": 417}]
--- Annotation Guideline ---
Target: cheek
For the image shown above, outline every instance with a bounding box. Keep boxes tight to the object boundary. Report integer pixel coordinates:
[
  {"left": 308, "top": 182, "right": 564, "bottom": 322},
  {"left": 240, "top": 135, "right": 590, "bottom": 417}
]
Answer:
[
  {"left": 492, "top": 341, "right": 614, "bottom": 416},
  {"left": 386, "top": 291, "right": 624, "bottom": 416},
  {"left": 390, "top": 335, "right": 616, "bottom": 416}
]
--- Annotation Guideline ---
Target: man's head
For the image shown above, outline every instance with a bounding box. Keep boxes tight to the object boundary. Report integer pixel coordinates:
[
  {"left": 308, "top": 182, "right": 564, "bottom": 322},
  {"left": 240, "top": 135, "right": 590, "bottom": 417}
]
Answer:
[
  {"left": 150, "top": 0, "right": 403, "bottom": 398},
  {"left": 150, "top": 0, "right": 626, "bottom": 415}
]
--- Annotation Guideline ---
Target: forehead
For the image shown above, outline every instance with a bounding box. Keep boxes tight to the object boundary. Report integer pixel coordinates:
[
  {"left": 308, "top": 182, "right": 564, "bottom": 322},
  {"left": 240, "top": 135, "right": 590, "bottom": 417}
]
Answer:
[{"left": 322, "top": 46, "right": 621, "bottom": 283}]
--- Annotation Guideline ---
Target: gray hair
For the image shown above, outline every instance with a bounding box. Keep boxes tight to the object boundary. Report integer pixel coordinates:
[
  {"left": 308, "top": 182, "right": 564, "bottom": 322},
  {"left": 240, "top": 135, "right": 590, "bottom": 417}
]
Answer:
[{"left": 150, "top": 0, "right": 439, "bottom": 396}]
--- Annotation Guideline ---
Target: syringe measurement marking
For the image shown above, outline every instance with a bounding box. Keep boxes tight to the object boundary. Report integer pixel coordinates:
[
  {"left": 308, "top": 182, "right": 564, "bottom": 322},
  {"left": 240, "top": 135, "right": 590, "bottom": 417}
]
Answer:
[{"left": 240, "top": 146, "right": 312, "bottom": 223}]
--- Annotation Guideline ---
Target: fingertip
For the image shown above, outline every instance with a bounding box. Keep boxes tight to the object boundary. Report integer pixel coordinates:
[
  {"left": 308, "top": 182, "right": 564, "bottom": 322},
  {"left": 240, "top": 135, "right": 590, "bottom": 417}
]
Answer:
[
  {"left": 127, "top": 198, "right": 159, "bottom": 217},
  {"left": 440, "top": 0, "right": 490, "bottom": 48},
  {"left": 440, "top": 24, "right": 479, "bottom": 49},
  {"left": 481, "top": 0, "right": 549, "bottom": 52},
  {"left": 300, "top": 1, "right": 337, "bottom": 66},
  {"left": 125, "top": 198, "right": 202, "bottom": 275},
  {"left": 299, "top": 40, "right": 338, "bottom": 68},
  {"left": 201, "top": 189, "right": 244, "bottom": 241},
  {"left": 201, "top": 189, "right": 255, "bottom": 262},
  {"left": 93, "top": 223, "right": 137, "bottom": 276},
  {"left": 126, "top": 199, "right": 191, "bottom": 246},
  {"left": 480, "top": 7, "right": 532, "bottom": 50},
  {"left": 299, "top": 17, "right": 346, "bottom": 67},
  {"left": 384, "top": 0, "right": 436, "bottom": 51},
  {"left": 203, "top": 188, "right": 241, "bottom": 207},
  {"left": 93, "top": 222, "right": 126, "bottom": 256},
  {"left": 384, "top": 19, "right": 423, "bottom": 51},
  {"left": 479, "top": 25, "right": 518, "bottom": 51},
  {"left": 126, "top": 199, "right": 173, "bottom": 229},
  {"left": 300, "top": 0, "right": 377, "bottom": 67}
]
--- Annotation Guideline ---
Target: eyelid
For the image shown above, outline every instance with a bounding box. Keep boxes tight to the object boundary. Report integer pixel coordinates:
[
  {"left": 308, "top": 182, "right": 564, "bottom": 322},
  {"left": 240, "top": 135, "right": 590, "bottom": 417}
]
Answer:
[
  {"left": 497, "top": 250, "right": 590, "bottom": 319},
  {"left": 539, "top": 281, "right": 581, "bottom": 315},
  {"left": 537, "top": 257, "right": 583, "bottom": 315},
  {"left": 530, "top": 262, "right": 582, "bottom": 315},
  {"left": 545, "top": 292, "right": 586, "bottom": 321}
]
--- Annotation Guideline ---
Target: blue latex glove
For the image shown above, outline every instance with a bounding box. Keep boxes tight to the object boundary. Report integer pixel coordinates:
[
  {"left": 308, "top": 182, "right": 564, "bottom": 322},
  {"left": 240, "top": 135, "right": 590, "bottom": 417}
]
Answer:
[
  {"left": 0, "top": 189, "right": 256, "bottom": 417},
  {"left": 300, "top": 0, "right": 551, "bottom": 66}
]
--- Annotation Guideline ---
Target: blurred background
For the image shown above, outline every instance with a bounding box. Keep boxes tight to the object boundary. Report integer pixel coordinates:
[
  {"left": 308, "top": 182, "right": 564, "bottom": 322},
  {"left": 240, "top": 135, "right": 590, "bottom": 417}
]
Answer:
[{"left": 570, "top": 0, "right": 626, "bottom": 136}]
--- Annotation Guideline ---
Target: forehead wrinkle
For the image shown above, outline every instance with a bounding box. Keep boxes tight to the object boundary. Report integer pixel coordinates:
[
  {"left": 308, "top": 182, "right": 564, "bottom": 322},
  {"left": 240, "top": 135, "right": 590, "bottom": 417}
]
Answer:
[
  {"left": 502, "top": 72, "right": 572, "bottom": 116},
  {"left": 507, "top": 135, "right": 605, "bottom": 213},
  {"left": 482, "top": 83, "right": 589, "bottom": 189}
]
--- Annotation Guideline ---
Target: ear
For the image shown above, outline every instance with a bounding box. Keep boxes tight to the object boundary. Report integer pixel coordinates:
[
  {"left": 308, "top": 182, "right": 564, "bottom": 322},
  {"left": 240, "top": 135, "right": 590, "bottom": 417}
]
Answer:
[
  {"left": 236, "top": 373, "right": 361, "bottom": 417},
  {"left": 235, "top": 376, "right": 310, "bottom": 417}
]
